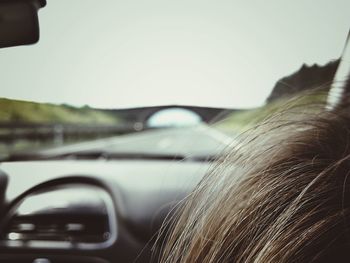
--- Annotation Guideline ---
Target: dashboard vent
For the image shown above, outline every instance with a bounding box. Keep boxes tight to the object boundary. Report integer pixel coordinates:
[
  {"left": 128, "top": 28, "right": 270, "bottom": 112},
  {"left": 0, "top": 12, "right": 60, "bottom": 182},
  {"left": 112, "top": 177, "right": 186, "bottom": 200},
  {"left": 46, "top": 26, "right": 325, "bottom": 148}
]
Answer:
[
  {"left": 0, "top": 184, "right": 116, "bottom": 247},
  {"left": 3, "top": 213, "right": 111, "bottom": 243}
]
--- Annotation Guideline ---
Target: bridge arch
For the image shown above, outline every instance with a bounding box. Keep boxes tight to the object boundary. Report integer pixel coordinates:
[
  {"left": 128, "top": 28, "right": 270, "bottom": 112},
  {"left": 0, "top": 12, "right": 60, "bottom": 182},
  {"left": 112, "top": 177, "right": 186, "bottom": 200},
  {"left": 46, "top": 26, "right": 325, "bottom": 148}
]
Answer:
[{"left": 146, "top": 107, "right": 202, "bottom": 128}]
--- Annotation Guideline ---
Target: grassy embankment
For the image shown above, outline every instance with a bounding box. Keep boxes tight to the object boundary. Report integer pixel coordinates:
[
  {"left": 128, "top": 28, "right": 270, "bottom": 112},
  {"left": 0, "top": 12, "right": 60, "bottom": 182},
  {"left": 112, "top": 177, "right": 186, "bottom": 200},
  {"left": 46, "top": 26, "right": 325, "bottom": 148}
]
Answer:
[
  {"left": 0, "top": 98, "right": 121, "bottom": 155},
  {"left": 215, "top": 92, "right": 328, "bottom": 134},
  {"left": 0, "top": 98, "right": 119, "bottom": 124}
]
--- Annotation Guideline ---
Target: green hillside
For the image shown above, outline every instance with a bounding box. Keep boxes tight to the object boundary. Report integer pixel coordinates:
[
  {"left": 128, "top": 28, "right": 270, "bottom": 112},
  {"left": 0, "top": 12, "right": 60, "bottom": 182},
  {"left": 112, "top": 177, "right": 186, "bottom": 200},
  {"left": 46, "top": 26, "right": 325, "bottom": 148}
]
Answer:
[
  {"left": 0, "top": 98, "right": 119, "bottom": 125},
  {"left": 215, "top": 92, "right": 327, "bottom": 134}
]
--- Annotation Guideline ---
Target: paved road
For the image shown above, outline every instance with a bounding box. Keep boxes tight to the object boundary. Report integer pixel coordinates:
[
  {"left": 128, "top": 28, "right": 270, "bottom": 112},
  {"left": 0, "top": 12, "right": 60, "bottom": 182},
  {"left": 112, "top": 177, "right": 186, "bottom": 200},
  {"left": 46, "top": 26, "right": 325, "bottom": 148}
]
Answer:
[{"left": 44, "top": 125, "right": 236, "bottom": 159}]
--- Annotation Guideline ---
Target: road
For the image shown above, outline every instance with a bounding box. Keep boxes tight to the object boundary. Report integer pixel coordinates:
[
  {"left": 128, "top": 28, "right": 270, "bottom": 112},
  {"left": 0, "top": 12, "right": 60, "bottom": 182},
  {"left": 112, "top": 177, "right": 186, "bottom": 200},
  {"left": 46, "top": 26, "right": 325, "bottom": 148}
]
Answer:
[{"left": 43, "top": 124, "right": 236, "bottom": 159}]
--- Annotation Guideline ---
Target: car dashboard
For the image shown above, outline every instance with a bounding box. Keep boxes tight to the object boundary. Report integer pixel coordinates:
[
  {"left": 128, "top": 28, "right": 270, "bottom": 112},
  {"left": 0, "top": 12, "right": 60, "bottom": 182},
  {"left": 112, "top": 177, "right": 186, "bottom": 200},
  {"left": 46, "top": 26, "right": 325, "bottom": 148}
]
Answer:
[{"left": 0, "top": 160, "right": 210, "bottom": 263}]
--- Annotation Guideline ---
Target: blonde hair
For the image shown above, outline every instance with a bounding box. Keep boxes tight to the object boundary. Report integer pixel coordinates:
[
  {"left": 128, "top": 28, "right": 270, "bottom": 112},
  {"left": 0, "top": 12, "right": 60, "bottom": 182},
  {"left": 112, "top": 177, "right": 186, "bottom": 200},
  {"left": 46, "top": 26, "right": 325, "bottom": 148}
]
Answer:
[{"left": 159, "top": 92, "right": 350, "bottom": 263}]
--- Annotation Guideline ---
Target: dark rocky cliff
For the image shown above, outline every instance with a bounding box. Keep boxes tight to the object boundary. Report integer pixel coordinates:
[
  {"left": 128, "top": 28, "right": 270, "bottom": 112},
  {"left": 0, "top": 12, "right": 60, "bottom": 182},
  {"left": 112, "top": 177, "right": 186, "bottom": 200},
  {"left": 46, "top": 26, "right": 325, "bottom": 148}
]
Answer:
[{"left": 266, "top": 59, "right": 340, "bottom": 103}]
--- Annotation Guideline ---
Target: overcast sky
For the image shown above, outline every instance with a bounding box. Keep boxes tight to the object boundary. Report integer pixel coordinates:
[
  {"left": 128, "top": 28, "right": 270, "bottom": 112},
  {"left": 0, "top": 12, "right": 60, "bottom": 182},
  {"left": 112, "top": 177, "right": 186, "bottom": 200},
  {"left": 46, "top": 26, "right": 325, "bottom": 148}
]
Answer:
[{"left": 1, "top": 0, "right": 349, "bottom": 109}]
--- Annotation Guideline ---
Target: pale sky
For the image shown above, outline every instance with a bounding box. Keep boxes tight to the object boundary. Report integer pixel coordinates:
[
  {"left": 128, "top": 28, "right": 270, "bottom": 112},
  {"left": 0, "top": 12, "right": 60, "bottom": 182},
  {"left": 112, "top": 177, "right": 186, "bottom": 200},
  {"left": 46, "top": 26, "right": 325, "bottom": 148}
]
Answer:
[{"left": 1, "top": 0, "right": 349, "bottom": 109}]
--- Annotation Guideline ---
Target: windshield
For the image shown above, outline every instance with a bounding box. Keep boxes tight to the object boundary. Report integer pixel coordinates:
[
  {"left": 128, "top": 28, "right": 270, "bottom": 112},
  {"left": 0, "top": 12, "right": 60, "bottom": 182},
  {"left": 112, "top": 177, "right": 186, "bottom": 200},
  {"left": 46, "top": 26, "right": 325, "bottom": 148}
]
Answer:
[{"left": 1, "top": 0, "right": 349, "bottom": 159}]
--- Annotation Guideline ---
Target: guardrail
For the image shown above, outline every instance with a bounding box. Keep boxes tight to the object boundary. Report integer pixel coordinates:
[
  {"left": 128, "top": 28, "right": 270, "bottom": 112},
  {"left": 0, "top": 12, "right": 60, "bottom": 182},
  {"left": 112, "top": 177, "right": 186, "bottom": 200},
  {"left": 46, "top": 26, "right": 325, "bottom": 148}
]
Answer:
[{"left": 0, "top": 122, "right": 144, "bottom": 145}]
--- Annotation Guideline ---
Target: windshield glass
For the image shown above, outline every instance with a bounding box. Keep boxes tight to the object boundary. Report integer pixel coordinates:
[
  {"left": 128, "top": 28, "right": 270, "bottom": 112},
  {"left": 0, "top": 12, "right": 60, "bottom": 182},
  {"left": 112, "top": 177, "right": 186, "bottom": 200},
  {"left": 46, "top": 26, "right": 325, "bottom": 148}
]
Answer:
[{"left": 1, "top": 0, "right": 349, "bottom": 159}]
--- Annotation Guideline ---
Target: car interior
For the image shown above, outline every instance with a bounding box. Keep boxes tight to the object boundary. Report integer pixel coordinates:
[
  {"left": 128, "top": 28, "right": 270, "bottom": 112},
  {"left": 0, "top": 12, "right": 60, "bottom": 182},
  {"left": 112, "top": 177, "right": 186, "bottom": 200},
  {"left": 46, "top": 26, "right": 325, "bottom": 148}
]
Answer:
[{"left": 0, "top": 1, "right": 349, "bottom": 262}]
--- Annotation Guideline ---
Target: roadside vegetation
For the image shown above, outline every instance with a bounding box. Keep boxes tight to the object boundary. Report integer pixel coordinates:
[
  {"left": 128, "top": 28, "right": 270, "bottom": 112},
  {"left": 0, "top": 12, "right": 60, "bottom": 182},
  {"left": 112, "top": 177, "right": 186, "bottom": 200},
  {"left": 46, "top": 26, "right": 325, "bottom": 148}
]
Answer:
[
  {"left": 215, "top": 91, "right": 328, "bottom": 134},
  {"left": 0, "top": 98, "right": 122, "bottom": 157},
  {"left": 0, "top": 98, "right": 119, "bottom": 124}
]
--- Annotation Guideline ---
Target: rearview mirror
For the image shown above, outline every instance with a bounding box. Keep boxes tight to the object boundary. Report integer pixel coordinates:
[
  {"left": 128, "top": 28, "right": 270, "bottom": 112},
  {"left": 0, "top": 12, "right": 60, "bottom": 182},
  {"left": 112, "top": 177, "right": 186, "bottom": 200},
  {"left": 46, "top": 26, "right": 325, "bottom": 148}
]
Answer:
[{"left": 0, "top": 0, "right": 46, "bottom": 48}]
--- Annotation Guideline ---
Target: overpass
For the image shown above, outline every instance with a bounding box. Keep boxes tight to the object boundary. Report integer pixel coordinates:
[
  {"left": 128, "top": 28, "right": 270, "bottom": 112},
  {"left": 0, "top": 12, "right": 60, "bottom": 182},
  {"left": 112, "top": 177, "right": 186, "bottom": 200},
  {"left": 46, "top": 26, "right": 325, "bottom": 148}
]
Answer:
[{"left": 107, "top": 105, "right": 235, "bottom": 127}]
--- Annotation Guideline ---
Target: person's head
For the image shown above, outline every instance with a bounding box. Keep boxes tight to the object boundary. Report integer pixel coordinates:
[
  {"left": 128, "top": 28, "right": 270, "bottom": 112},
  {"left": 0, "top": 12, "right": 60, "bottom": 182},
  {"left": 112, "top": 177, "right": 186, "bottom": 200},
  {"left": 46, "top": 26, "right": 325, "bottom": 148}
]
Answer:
[{"left": 159, "top": 92, "right": 350, "bottom": 263}]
